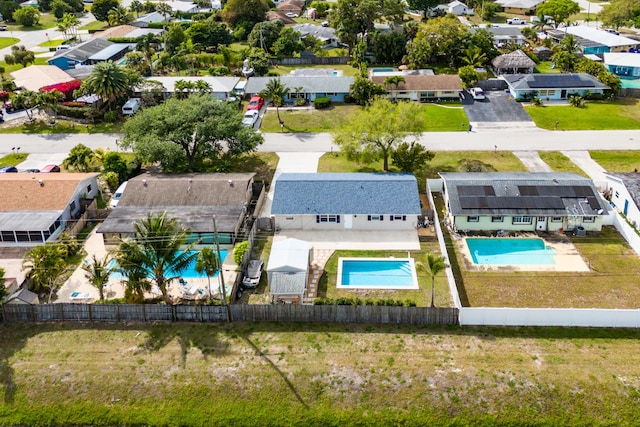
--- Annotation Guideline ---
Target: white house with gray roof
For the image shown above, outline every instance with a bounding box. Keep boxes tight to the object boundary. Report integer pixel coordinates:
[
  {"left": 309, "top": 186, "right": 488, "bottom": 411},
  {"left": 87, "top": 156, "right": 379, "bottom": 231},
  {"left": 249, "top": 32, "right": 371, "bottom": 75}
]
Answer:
[
  {"left": 271, "top": 173, "right": 421, "bottom": 231},
  {"left": 502, "top": 73, "right": 609, "bottom": 101},
  {"left": 244, "top": 76, "right": 354, "bottom": 103},
  {"left": 604, "top": 172, "right": 640, "bottom": 230},
  {"left": 440, "top": 172, "right": 608, "bottom": 233}
]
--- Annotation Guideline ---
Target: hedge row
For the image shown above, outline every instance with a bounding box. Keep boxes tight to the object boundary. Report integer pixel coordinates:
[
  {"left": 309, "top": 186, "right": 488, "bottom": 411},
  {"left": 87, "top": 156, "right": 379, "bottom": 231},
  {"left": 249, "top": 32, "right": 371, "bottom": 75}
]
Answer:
[{"left": 313, "top": 297, "right": 417, "bottom": 306}]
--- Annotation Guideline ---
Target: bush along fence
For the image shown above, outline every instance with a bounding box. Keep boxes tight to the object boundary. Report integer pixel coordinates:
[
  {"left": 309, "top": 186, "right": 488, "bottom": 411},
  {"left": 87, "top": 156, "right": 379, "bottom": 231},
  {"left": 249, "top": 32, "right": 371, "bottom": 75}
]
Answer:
[{"left": 2, "top": 304, "right": 459, "bottom": 325}]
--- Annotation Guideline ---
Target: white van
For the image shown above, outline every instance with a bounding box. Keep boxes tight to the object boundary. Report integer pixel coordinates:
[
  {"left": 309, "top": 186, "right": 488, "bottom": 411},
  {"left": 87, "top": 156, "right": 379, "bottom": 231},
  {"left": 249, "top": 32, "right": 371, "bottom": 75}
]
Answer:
[
  {"left": 122, "top": 98, "right": 142, "bottom": 115},
  {"left": 109, "top": 181, "right": 128, "bottom": 208}
]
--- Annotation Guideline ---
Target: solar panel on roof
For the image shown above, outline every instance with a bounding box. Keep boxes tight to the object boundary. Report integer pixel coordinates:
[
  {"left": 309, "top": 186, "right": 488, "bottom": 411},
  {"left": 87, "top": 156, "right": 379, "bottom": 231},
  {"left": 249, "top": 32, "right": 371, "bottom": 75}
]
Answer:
[
  {"left": 457, "top": 185, "right": 495, "bottom": 196},
  {"left": 518, "top": 186, "right": 538, "bottom": 196},
  {"left": 529, "top": 75, "right": 596, "bottom": 88},
  {"left": 459, "top": 196, "right": 566, "bottom": 210}
]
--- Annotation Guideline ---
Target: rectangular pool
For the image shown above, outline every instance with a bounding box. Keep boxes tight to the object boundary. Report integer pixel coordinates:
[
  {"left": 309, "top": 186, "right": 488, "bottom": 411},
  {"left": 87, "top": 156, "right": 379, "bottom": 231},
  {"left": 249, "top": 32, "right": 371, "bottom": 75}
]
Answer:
[
  {"left": 466, "top": 238, "right": 556, "bottom": 265},
  {"left": 337, "top": 257, "right": 419, "bottom": 289},
  {"left": 109, "top": 250, "right": 227, "bottom": 279}
]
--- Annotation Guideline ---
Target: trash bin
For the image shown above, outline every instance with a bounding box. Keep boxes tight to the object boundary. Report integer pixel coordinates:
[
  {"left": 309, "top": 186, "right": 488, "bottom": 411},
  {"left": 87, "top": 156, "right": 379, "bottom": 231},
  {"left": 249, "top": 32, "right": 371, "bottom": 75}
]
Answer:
[{"left": 574, "top": 226, "right": 586, "bottom": 237}]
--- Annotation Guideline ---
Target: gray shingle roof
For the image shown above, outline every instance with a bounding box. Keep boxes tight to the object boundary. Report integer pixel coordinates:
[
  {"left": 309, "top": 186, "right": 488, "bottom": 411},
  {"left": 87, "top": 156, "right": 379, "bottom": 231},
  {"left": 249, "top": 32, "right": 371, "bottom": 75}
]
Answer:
[
  {"left": 441, "top": 172, "right": 607, "bottom": 217},
  {"left": 503, "top": 73, "right": 609, "bottom": 90},
  {"left": 271, "top": 173, "right": 421, "bottom": 215},
  {"left": 50, "top": 38, "right": 114, "bottom": 62},
  {"left": 244, "top": 76, "right": 354, "bottom": 95}
]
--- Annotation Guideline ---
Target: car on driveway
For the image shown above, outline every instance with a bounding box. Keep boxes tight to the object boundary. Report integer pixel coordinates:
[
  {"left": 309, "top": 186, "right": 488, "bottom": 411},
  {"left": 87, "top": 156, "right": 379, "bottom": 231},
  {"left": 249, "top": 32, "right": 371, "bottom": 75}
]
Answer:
[
  {"left": 242, "top": 260, "right": 264, "bottom": 289},
  {"left": 41, "top": 164, "right": 61, "bottom": 173},
  {"left": 469, "top": 87, "right": 486, "bottom": 100},
  {"left": 506, "top": 17, "right": 526, "bottom": 24},
  {"left": 285, "top": 12, "right": 299, "bottom": 18},
  {"left": 0, "top": 166, "right": 18, "bottom": 173},
  {"left": 247, "top": 96, "right": 264, "bottom": 111},
  {"left": 23, "top": 168, "right": 40, "bottom": 173},
  {"left": 0, "top": 25, "right": 7, "bottom": 31},
  {"left": 242, "top": 110, "right": 260, "bottom": 127}
]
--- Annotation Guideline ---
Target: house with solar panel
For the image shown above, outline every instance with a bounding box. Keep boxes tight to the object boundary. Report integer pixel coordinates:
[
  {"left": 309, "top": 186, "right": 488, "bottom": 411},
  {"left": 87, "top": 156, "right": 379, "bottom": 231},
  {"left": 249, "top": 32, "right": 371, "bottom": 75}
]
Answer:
[
  {"left": 439, "top": 172, "right": 609, "bottom": 233},
  {"left": 47, "top": 38, "right": 129, "bottom": 71},
  {"left": 271, "top": 173, "right": 421, "bottom": 232},
  {"left": 502, "top": 73, "right": 609, "bottom": 101}
]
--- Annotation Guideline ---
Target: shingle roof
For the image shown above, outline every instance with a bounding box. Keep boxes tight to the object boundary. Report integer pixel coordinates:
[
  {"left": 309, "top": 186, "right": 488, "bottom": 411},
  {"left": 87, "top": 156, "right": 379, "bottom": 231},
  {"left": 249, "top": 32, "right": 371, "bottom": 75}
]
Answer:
[
  {"left": 293, "top": 23, "right": 337, "bottom": 41},
  {"left": 10, "top": 65, "right": 74, "bottom": 92},
  {"left": 0, "top": 173, "right": 98, "bottom": 211},
  {"left": 271, "top": 173, "right": 421, "bottom": 215},
  {"left": 503, "top": 73, "right": 609, "bottom": 90},
  {"left": 49, "top": 38, "right": 114, "bottom": 62},
  {"left": 244, "top": 76, "right": 354, "bottom": 94},
  {"left": 441, "top": 172, "right": 607, "bottom": 216},
  {"left": 371, "top": 74, "right": 463, "bottom": 91},
  {"left": 6, "top": 288, "right": 39, "bottom": 304},
  {"left": 92, "top": 25, "right": 138, "bottom": 39}
]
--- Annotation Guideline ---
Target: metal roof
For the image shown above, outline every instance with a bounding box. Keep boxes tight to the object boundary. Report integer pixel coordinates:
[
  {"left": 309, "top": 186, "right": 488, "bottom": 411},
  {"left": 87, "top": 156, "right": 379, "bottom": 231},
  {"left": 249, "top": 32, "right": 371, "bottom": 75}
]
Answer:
[
  {"left": 0, "top": 210, "right": 61, "bottom": 231},
  {"left": 50, "top": 38, "right": 114, "bottom": 62},
  {"left": 269, "top": 272, "right": 306, "bottom": 295},
  {"left": 271, "top": 173, "right": 421, "bottom": 215},
  {"left": 563, "top": 26, "right": 639, "bottom": 48},
  {"left": 267, "top": 238, "right": 310, "bottom": 272},
  {"left": 244, "top": 76, "right": 354, "bottom": 95},
  {"left": 604, "top": 52, "right": 640, "bottom": 68},
  {"left": 441, "top": 172, "right": 607, "bottom": 217},
  {"left": 88, "top": 44, "right": 129, "bottom": 61}
]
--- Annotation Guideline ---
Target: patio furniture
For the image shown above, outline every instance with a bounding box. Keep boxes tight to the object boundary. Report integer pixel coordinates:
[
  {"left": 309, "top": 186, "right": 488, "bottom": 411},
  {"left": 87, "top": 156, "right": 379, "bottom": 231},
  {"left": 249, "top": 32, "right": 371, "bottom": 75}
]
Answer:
[{"left": 70, "top": 292, "right": 92, "bottom": 300}]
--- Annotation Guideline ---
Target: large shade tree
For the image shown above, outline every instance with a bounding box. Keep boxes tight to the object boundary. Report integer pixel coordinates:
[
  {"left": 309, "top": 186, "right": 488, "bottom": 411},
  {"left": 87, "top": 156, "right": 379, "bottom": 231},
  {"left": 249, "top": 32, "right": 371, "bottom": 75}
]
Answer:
[
  {"left": 536, "top": 0, "right": 580, "bottom": 27},
  {"left": 333, "top": 98, "right": 425, "bottom": 171},
  {"left": 122, "top": 94, "right": 263, "bottom": 172}
]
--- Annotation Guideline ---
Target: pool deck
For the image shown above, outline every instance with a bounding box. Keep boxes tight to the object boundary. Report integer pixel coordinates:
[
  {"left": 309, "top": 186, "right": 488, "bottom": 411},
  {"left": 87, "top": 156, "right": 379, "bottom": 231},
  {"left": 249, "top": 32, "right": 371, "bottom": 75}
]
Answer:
[{"left": 456, "top": 232, "right": 590, "bottom": 272}]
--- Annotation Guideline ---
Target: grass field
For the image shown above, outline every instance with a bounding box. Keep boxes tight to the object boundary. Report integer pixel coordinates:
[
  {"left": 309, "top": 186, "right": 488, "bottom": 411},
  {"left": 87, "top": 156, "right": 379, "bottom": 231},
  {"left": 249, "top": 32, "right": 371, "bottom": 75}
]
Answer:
[
  {"left": 525, "top": 99, "right": 640, "bottom": 130},
  {"left": 79, "top": 20, "right": 108, "bottom": 31},
  {"left": 0, "top": 119, "right": 123, "bottom": 134},
  {"left": 5, "top": 13, "right": 58, "bottom": 31},
  {"left": 0, "top": 37, "right": 19, "bottom": 50},
  {"left": 3, "top": 322, "right": 640, "bottom": 425},
  {"left": 589, "top": 150, "right": 640, "bottom": 173},
  {"left": 0, "top": 153, "right": 27, "bottom": 167},
  {"left": 418, "top": 103, "right": 469, "bottom": 131},
  {"left": 538, "top": 151, "right": 588, "bottom": 176},
  {"left": 534, "top": 61, "right": 560, "bottom": 74},
  {"left": 270, "top": 63, "right": 359, "bottom": 76},
  {"left": 0, "top": 57, "right": 47, "bottom": 75},
  {"left": 37, "top": 39, "right": 65, "bottom": 47}
]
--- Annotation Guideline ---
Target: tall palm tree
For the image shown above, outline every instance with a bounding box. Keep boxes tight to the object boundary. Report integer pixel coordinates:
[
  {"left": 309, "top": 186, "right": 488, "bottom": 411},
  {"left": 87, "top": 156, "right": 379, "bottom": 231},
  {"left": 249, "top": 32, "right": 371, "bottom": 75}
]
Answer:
[
  {"left": 559, "top": 34, "right": 579, "bottom": 53},
  {"left": 107, "top": 6, "right": 133, "bottom": 26},
  {"left": 384, "top": 75, "right": 405, "bottom": 100},
  {"left": 22, "top": 244, "right": 67, "bottom": 303},
  {"left": 83, "top": 61, "right": 131, "bottom": 108},
  {"left": 420, "top": 253, "right": 447, "bottom": 308},
  {"left": 156, "top": 2, "right": 172, "bottom": 23},
  {"left": 461, "top": 46, "right": 488, "bottom": 68},
  {"left": 119, "top": 212, "right": 199, "bottom": 303},
  {"left": 116, "top": 239, "right": 151, "bottom": 303},
  {"left": 130, "top": 0, "right": 143, "bottom": 17},
  {"left": 195, "top": 248, "right": 218, "bottom": 301},
  {"left": 82, "top": 254, "right": 114, "bottom": 301},
  {"left": 259, "top": 77, "right": 289, "bottom": 127}
]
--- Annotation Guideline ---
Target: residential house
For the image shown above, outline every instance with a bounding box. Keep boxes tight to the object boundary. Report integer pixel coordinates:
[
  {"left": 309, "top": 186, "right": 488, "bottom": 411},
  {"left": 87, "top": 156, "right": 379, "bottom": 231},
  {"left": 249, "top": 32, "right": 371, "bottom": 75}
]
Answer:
[
  {"left": 166, "top": 2, "right": 198, "bottom": 13},
  {"left": 495, "top": 0, "right": 544, "bottom": 14},
  {"left": 445, "top": 0, "right": 474, "bottom": 15},
  {"left": 245, "top": 76, "right": 354, "bottom": 103},
  {"left": 492, "top": 50, "right": 536, "bottom": 75},
  {"left": 266, "top": 11, "right": 296, "bottom": 25},
  {"left": 47, "top": 38, "right": 129, "bottom": 70},
  {"left": 277, "top": 0, "right": 305, "bottom": 15},
  {"left": 548, "top": 26, "right": 640, "bottom": 55},
  {"left": 0, "top": 173, "right": 99, "bottom": 247},
  {"left": 482, "top": 26, "right": 527, "bottom": 47},
  {"left": 502, "top": 73, "right": 609, "bottom": 101},
  {"left": 5, "top": 288, "right": 39, "bottom": 305},
  {"left": 271, "top": 173, "right": 421, "bottom": 231},
  {"left": 267, "top": 238, "right": 311, "bottom": 304},
  {"left": 97, "top": 173, "right": 258, "bottom": 247},
  {"left": 439, "top": 172, "right": 608, "bottom": 233},
  {"left": 92, "top": 25, "right": 163, "bottom": 39},
  {"left": 132, "top": 11, "right": 168, "bottom": 28},
  {"left": 370, "top": 74, "right": 463, "bottom": 102},
  {"left": 293, "top": 23, "right": 340, "bottom": 47},
  {"left": 604, "top": 172, "right": 640, "bottom": 230},
  {"left": 135, "top": 76, "right": 241, "bottom": 100},
  {"left": 10, "top": 65, "right": 75, "bottom": 92},
  {"left": 604, "top": 52, "right": 640, "bottom": 79}
]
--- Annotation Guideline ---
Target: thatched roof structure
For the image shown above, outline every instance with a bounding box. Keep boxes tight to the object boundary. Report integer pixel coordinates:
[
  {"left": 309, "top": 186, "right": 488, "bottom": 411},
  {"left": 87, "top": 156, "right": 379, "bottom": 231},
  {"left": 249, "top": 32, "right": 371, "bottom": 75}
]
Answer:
[{"left": 492, "top": 50, "right": 536, "bottom": 75}]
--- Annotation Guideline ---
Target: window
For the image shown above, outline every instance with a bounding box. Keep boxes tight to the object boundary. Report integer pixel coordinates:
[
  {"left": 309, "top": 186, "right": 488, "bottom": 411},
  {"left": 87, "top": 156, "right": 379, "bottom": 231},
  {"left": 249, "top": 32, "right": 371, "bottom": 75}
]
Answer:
[
  {"left": 69, "top": 200, "right": 77, "bottom": 212},
  {"left": 1, "top": 231, "right": 15, "bottom": 243},
  {"left": 615, "top": 191, "right": 619, "bottom": 198},
  {"left": 29, "top": 231, "right": 43, "bottom": 242},
  {"left": 583, "top": 216, "right": 595, "bottom": 223},
  {"left": 550, "top": 216, "right": 563, "bottom": 222},
  {"left": 285, "top": 217, "right": 294, "bottom": 220},
  {"left": 390, "top": 215, "right": 406, "bottom": 221},
  {"left": 316, "top": 215, "right": 340, "bottom": 223},
  {"left": 420, "top": 91, "right": 435, "bottom": 98},
  {"left": 324, "top": 92, "right": 337, "bottom": 97},
  {"left": 367, "top": 215, "right": 383, "bottom": 221},
  {"left": 87, "top": 184, "right": 92, "bottom": 193},
  {"left": 16, "top": 231, "right": 29, "bottom": 242},
  {"left": 492, "top": 216, "right": 503, "bottom": 222},
  {"left": 512, "top": 216, "right": 532, "bottom": 224},
  {"left": 468, "top": 216, "right": 479, "bottom": 222},
  {"left": 539, "top": 89, "right": 555, "bottom": 96}
]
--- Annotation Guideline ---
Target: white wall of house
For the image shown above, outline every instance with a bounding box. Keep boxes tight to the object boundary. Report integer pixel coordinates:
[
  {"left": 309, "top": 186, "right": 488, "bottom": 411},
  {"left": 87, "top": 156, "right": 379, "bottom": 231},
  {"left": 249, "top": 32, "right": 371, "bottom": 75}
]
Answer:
[
  {"left": 274, "top": 214, "right": 419, "bottom": 231},
  {"left": 606, "top": 177, "right": 640, "bottom": 229},
  {"left": 387, "top": 90, "right": 460, "bottom": 102},
  {"left": 453, "top": 215, "right": 603, "bottom": 232}
]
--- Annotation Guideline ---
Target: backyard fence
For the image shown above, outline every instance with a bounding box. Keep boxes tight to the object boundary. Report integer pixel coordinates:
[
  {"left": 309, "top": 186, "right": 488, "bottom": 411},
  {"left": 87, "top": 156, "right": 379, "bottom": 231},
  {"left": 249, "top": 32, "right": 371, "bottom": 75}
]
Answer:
[
  {"left": 272, "top": 57, "right": 351, "bottom": 66},
  {"left": 2, "top": 303, "right": 458, "bottom": 325}
]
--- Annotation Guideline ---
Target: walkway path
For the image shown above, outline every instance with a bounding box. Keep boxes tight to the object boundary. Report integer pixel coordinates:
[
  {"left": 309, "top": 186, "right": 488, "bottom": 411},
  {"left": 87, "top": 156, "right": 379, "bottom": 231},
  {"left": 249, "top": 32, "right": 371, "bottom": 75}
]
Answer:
[
  {"left": 513, "top": 151, "right": 553, "bottom": 172},
  {"left": 561, "top": 150, "right": 609, "bottom": 189}
]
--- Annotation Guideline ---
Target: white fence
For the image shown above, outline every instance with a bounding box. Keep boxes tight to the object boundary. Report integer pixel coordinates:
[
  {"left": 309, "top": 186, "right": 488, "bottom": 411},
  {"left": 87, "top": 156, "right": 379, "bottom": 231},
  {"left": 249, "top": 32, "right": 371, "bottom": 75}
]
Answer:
[{"left": 461, "top": 307, "right": 640, "bottom": 327}]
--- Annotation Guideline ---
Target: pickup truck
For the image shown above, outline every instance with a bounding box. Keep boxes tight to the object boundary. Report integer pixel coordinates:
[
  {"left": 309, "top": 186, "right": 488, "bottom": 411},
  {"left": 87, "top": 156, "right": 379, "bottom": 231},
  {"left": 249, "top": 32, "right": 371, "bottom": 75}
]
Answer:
[{"left": 506, "top": 17, "right": 526, "bottom": 24}]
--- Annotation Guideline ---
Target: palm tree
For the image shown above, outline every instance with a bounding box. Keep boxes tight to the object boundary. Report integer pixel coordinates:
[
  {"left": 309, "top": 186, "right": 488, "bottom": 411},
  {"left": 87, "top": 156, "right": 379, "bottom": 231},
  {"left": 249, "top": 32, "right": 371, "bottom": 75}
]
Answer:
[
  {"left": 461, "top": 46, "right": 488, "bottom": 68},
  {"left": 22, "top": 244, "right": 67, "bottom": 303},
  {"left": 83, "top": 61, "right": 131, "bottom": 108},
  {"left": 130, "top": 0, "right": 143, "bottom": 17},
  {"left": 63, "top": 144, "right": 94, "bottom": 172},
  {"left": 156, "top": 2, "right": 172, "bottom": 23},
  {"left": 82, "top": 254, "right": 114, "bottom": 301},
  {"left": 195, "top": 248, "right": 218, "bottom": 301},
  {"left": 384, "top": 75, "right": 405, "bottom": 100},
  {"left": 107, "top": 6, "right": 133, "bottom": 26},
  {"left": 116, "top": 239, "right": 151, "bottom": 303},
  {"left": 259, "top": 77, "right": 290, "bottom": 127},
  {"left": 559, "top": 34, "right": 579, "bottom": 54},
  {"left": 420, "top": 253, "right": 447, "bottom": 308},
  {"left": 36, "top": 90, "right": 65, "bottom": 123},
  {"left": 119, "top": 212, "right": 199, "bottom": 303}
]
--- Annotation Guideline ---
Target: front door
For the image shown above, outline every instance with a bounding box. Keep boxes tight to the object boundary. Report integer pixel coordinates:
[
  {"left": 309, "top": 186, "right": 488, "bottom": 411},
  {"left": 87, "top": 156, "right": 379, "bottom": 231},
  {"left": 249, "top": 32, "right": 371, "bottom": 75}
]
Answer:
[
  {"left": 561, "top": 89, "right": 567, "bottom": 99},
  {"left": 624, "top": 200, "right": 629, "bottom": 216},
  {"left": 536, "top": 216, "right": 546, "bottom": 231},
  {"left": 344, "top": 214, "right": 353, "bottom": 229}
]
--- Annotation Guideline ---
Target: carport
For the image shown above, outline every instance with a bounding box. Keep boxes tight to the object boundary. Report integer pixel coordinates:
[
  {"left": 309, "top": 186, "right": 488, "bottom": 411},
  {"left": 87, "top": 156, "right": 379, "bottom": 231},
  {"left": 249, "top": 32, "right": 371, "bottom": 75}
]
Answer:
[{"left": 267, "top": 238, "right": 311, "bottom": 303}]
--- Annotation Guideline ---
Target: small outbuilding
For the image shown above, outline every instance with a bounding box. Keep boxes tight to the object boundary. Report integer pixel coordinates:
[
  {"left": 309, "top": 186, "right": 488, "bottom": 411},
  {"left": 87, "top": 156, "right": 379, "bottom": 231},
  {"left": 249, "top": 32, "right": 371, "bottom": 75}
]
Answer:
[
  {"left": 492, "top": 49, "right": 536, "bottom": 75},
  {"left": 5, "top": 288, "right": 39, "bottom": 305},
  {"left": 267, "top": 238, "right": 311, "bottom": 304}
]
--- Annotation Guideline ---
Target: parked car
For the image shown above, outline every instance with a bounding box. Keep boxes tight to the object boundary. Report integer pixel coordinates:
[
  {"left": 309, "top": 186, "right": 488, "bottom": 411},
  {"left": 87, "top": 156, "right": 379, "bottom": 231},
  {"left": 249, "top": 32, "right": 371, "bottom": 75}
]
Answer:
[
  {"left": 122, "top": 98, "right": 142, "bottom": 115},
  {"left": 469, "top": 87, "right": 485, "bottom": 100},
  {"left": 506, "top": 17, "right": 526, "bottom": 24},
  {"left": 285, "top": 12, "right": 299, "bottom": 18},
  {"left": 40, "top": 164, "right": 60, "bottom": 173},
  {"left": 321, "top": 20, "right": 329, "bottom": 27},
  {"left": 23, "top": 168, "right": 40, "bottom": 173},
  {"left": 242, "top": 110, "right": 259, "bottom": 127},
  {"left": 0, "top": 166, "right": 18, "bottom": 173},
  {"left": 247, "top": 96, "right": 264, "bottom": 111},
  {"left": 109, "top": 181, "right": 128, "bottom": 208},
  {"left": 0, "top": 25, "right": 7, "bottom": 31},
  {"left": 242, "top": 260, "right": 264, "bottom": 288}
]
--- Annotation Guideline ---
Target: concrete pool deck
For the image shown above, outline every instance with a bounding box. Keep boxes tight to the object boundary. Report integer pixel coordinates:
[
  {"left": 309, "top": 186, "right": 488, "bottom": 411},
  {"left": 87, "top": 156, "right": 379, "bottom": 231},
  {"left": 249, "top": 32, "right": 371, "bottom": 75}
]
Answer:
[{"left": 456, "top": 233, "right": 590, "bottom": 272}]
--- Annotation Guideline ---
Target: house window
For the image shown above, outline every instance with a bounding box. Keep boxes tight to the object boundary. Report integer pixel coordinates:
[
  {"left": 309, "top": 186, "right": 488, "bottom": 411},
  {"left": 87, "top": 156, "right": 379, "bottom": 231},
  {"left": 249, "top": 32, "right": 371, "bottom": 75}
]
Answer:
[
  {"left": 615, "top": 191, "right": 619, "bottom": 198},
  {"left": 16, "top": 231, "right": 29, "bottom": 242},
  {"left": 550, "top": 216, "right": 563, "bottom": 222},
  {"left": 289, "top": 92, "right": 304, "bottom": 99},
  {"left": 368, "top": 215, "right": 383, "bottom": 221},
  {"left": 539, "top": 90, "right": 555, "bottom": 96},
  {"left": 468, "top": 216, "right": 479, "bottom": 222},
  {"left": 390, "top": 215, "right": 405, "bottom": 221},
  {"left": 29, "top": 231, "right": 43, "bottom": 242},
  {"left": 492, "top": 216, "right": 503, "bottom": 222},
  {"left": 316, "top": 215, "right": 340, "bottom": 223},
  {"left": 324, "top": 92, "right": 337, "bottom": 97},
  {"left": 87, "top": 184, "right": 92, "bottom": 193},
  {"left": 512, "top": 216, "right": 532, "bottom": 224},
  {"left": 1, "top": 231, "right": 15, "bottom": 243},
  {"left": 70, "top": 200, "right": 77, "bottom": 212},
  {"left": 583, "top": 216, "right": 595, "bottom": 222},
  {"left": 285, "top": 217, "right": 294, "bottom": 220},
  {"left": 420, "top": 91, "right": 435, "bottom": 98}
]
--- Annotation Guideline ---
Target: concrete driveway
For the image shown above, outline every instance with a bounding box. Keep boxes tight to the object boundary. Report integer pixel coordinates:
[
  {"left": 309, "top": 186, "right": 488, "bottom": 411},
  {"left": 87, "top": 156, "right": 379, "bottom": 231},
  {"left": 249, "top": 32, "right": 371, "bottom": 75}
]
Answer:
[
  {"left": 463, "top": 91, "right": 534, "bottom": 124},
  {"left": 17, "top": 153, "right": 68, "bottom": 171}
]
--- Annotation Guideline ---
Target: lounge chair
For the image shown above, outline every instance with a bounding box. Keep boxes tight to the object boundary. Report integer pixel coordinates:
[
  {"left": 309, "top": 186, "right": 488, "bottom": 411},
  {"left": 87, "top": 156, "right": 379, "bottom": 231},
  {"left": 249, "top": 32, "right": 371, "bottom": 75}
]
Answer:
[{"left": 179, "top": 278, "right": 187, "bottom": 286}]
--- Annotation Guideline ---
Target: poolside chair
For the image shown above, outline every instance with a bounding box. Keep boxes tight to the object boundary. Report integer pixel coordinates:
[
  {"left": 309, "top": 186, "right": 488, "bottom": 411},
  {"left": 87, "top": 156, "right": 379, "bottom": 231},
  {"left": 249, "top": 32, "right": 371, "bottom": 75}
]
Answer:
[{"left": 179, "top": 278, "right": 187, "bottom": 286}]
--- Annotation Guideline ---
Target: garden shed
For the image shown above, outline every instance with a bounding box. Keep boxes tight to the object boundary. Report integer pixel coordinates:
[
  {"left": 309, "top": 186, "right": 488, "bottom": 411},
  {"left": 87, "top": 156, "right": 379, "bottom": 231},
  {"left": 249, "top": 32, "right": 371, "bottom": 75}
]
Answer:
[{"left": 267, "top": 238, "right": 311, "bottom": 304}]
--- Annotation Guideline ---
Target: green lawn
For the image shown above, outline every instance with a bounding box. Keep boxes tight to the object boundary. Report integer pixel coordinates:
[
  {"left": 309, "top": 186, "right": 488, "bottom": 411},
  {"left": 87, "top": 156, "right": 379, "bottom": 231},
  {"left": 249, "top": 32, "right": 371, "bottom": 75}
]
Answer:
[
  {"left": 270, "top": 63, "right": 359, "bottom": 77},
  {"left": 79, "top": 20, "right": 108, "bottom": 31},
  {"left": 260, "top": 105, "right": 357, "bottom": 133},
  {"left": 538, "top": 151, "right": 588, "bottom": 176},
  {"left": 534, "top": 61, "right": 561, "bottom": 74},
  {"left": 4, "top": 322, "right": 640, "bottom": 425},
  {"left": 38, "top": 39, "right": 65, "bottom": 47},
  {"left": 0, "top": 119, "right": 123, "bottom": 134},
  {"left": 5, "top": 13, "right": 58, "bottom": 31},
  {"left": 589, "top": 150, "right": 640, "bottom": 173},
  {"left": 0, "top": 37, "right": 19, "bottom": 50},
  {"left": 0, "top": 153, "right": 28, "bottom": 167},
  {"left": 418, "top": 103, "right": 469, "bottom": 131},
  {"left": 0, "top": 57, "right": 48, "bottom": 75},
  {"left": 525, "top": 99, "right": 640, "bottom": 130}
]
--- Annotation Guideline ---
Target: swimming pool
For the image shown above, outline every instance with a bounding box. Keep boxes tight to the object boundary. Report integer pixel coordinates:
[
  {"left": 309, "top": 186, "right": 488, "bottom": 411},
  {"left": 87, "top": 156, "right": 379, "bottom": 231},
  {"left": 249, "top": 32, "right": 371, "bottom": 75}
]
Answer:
[
  {"left": 466, "top": 238, "right": 556, "bottom": 265},
  {"left": 337, "top": 258, "right": 419, "bottom": 289},
  {"left": 109, "top": 250, "right": 227, "bottom": 279}
]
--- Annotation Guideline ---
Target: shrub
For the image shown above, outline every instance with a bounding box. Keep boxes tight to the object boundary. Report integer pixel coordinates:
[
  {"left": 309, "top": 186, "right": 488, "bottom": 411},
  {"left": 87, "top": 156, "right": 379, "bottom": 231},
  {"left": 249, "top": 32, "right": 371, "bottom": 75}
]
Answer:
[
  {"left": 103, "top": 171, "right": 119, "bottom": 192},
  {"left": 208, "top": 66, "right": 230, "bottom": 76},
  {"left": 40, "top": 79, "right": 81, "bottom": 100},
  {"left": 126, "top": 157, "right": 142, "bottom": 179},
  {"left": 233, "top": 241, "right": 249, "bottom": 264},
  {"left": 295, "top": 98, "right": 307, "bottom": 106},
  {"left": 314, "top": 96, "right": 331, "bottom": 109},
  {"left": 343, "top": 94, "right": 354, "bottom": 104},
  {"left": 103, "top": 110, "right": 118, "bottom": 123},
  {"left": 56, "top": 104, "right": 93, "bottom": 119}
]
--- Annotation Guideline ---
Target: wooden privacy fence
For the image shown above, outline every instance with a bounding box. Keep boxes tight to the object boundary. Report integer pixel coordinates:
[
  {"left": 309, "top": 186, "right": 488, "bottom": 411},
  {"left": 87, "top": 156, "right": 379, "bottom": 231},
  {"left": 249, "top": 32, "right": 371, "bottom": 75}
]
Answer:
[{"left": 2, "top": 304, "right": 458, "bottom": 325}]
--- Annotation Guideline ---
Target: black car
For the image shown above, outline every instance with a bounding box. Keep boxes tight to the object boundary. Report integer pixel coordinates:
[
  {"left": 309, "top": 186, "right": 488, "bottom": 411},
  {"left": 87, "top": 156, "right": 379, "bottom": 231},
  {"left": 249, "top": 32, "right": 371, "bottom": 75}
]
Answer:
[
  {"left": 0, "top": 166, "right": 18, "bottom": 173},
  {"left": 23, "top": 168, "right": 40, "bottom": 173}
]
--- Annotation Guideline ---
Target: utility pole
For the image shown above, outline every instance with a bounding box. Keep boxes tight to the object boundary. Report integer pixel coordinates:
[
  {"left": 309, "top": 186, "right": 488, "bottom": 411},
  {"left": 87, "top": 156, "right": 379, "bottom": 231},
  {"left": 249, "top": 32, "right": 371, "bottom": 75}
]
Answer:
[{"left": 213, "top": 215, "right": 231, "bottom": 322}]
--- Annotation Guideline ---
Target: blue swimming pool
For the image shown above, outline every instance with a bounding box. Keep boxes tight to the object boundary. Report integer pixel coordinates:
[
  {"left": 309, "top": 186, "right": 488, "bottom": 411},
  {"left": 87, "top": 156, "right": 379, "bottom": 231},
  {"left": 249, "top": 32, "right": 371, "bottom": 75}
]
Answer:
[
  {"left": 109, "top": 250, "right": 227, "bottom": 279},
  {"left": 370, "top": 68, "right": 394, "bottom": 75},
  {"left": 466, "top": 238, "right": 556, "bottom": 265},
  {"left": 337, "top": 258, "right": 419, "bottom": 289}
]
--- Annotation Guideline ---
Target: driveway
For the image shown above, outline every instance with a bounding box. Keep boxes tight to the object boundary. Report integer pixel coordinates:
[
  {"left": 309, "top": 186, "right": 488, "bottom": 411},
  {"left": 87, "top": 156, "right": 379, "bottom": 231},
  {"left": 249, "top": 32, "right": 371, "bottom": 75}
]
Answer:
[{"left": 463, "top": 90, "right": 534, "bottom": 124}]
